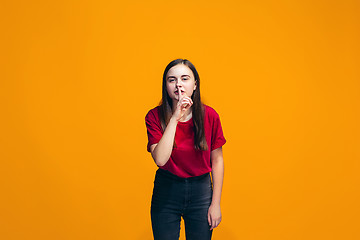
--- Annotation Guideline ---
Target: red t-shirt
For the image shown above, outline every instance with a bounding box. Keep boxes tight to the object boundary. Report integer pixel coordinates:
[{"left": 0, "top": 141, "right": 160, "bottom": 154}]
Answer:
[{"left": 145, "top": 104, "right": 226, "bottom": 178}]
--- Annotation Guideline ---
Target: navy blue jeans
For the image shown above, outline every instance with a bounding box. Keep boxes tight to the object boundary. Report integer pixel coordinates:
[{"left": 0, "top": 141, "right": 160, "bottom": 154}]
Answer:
[{"left": 150, "top": 168, "right": 213, "bottom": 240}]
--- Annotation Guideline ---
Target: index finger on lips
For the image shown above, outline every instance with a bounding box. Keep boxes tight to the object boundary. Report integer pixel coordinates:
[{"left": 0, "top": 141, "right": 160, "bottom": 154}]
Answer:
[{"left": 178, "top": 88, "right": 184, "bottom": 101}]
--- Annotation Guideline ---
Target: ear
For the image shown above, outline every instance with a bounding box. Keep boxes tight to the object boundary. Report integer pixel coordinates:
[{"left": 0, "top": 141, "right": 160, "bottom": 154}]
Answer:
[{"left": 194, "top": 81, "right": 197, "bottom": 91}]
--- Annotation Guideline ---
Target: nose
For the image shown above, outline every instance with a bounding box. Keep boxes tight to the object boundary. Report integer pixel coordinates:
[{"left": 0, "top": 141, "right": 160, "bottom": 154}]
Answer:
[{"left": 176, "top": 79, "right": 183, "bottom": 89}]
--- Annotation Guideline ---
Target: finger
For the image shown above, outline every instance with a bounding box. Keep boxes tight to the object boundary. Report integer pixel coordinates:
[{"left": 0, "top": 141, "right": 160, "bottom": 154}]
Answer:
[
  {"left": 181, "top": 99, "right": 191, "bottom": 106},
  {"left": 179, "top": 88, "right": 184, "bottom": 100},
  {"left": 183, "top": 92, "right": 190, "bottom": 102},
  {"left": 181, "top": 97, "right": 192, "bottom": 106},
  {"left": 212, "top": 219, "right": 216, "bottom": 230},
  {"left": 216, "top": 219, "right": 221, "bottom": 227},
  {"left": 183, "top": 97, "right": 193, "bottom": 105},
  {"left": 182, "top": 103, "right": 191, "bottom": 111},
  {"left": 208, "top": 213, "right": 211, "bottom": 228},
  {"left": 184, "top": 96, "right": 193, "bottom": 105},
  {"left": 177, "top": 92, "right": 184, "bottom": 107},
  {"left": 185, "top": 97, "right": 194, "bottom": 104}
]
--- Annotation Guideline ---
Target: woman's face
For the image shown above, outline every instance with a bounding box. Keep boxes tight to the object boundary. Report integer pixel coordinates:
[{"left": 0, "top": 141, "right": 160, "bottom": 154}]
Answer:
[{"left": 165, "top": 64, "right": 197, "bottom": 102}]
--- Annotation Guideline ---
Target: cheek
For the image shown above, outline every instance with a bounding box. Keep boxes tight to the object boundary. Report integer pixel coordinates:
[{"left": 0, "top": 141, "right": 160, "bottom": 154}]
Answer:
[
  {"left": 166, "top": 85, "right": 174, "bottom": 95},
  {"left": 187, "top": 83, "right": 196, "bottom": 91}
]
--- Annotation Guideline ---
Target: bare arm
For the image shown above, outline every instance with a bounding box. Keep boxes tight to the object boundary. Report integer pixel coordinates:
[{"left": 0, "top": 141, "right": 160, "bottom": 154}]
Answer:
[
  {"left": 150, "top": 91, "right": 193, "bottom": 167},
  {"left": 150, "top": 117, "right": 178, "bottom": 167},
  {"left": 210, "top": 147, "right": 224, "bottom": 206},
  {"left": 208, "top": 146, "right": 224, "bottom": 230}
]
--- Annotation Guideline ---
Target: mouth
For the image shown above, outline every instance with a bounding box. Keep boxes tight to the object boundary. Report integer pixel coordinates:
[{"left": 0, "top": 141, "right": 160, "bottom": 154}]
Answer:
[{"left": 174, "top": 90, "right": 185, "bottom": 94}]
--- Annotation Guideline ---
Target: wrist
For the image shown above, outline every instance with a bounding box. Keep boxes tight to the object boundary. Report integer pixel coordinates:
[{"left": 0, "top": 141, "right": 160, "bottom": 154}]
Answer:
[
  {"left": 211, "top": 201, "right": 221, "bottom": 207},
  {"left": 170, "top": 116, "right": 179, "bottom": 124}
]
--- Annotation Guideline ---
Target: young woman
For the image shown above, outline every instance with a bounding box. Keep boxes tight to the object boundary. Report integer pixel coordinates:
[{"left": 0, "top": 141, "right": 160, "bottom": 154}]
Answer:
[{"left": 145, "top": 59, "right": 226, "bottom": 240}]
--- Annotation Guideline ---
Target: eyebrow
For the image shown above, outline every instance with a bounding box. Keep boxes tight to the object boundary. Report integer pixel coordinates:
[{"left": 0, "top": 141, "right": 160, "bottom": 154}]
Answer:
[{"left": 167, "top": 75, "right": 190, "bottom": 79}]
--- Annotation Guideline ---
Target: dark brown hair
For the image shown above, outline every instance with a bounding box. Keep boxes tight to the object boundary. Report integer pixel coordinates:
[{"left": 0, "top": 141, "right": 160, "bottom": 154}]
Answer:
[{"left": 157, "top": 59, "right": 208, "bottom": 151}]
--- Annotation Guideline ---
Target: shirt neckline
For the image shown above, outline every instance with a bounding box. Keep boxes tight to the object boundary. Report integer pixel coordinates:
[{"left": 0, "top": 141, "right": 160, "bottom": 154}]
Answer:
[{"left": 178, "top": 117, "right": 193, "bottom": 124}]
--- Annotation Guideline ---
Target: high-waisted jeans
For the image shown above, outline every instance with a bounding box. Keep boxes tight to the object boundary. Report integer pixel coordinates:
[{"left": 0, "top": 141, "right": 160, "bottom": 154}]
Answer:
[{"left": 150, "top": 168, "right": 213, "bottom": 240}]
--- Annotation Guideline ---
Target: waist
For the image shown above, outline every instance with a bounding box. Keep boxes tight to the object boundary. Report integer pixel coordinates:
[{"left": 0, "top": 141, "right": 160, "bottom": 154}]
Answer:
[{"left": 156, "top": 168, "right": 210, "bottom": 182}]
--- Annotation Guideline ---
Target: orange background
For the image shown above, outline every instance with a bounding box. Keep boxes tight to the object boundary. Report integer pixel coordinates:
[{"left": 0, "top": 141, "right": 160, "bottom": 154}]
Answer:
[{"left": 1, "top": 0, "right": 359, "bottom": 239}]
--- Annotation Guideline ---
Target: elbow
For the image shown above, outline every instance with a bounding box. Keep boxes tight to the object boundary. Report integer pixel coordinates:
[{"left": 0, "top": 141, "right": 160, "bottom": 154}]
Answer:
[
  {"left": 151, "top": 147, "right": 169, "bottom": 167},
  {"left": 154, "top": 157, "right": 166, "bottom": 167},
  {"left": 152, "top": 154, "right": 166, "bottom": 167},
  {"left": 156, "top": 162, "right": 165, "bottom": 167}
]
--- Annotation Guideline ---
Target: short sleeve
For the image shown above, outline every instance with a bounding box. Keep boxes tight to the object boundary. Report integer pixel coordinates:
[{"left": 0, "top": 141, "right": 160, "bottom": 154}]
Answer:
[
  {"left": 145, "top": 108, "right": 163, "bottom": 152},
  {"left": 211, "top": 111, "right": 226, "bottom": 151}
]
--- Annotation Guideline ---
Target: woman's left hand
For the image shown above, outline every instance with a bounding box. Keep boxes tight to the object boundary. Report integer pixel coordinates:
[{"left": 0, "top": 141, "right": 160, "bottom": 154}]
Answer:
[{"left": 207, "top": 203, "right": 222, "bottom": 230}]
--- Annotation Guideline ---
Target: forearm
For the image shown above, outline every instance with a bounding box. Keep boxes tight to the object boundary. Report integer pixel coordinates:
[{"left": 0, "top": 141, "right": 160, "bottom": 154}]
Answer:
[
  {"left": 153, "top": 117, "right": 178, "bottom": 166},
  {"left": 211, "top": 157, "right": 224, "bottom": 206}
]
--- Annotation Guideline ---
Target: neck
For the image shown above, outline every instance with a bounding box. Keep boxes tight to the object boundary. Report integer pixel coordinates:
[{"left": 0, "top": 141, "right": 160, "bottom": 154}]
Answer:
[{"left": 182, "top": 110, "right": 192, "bottom": 121}]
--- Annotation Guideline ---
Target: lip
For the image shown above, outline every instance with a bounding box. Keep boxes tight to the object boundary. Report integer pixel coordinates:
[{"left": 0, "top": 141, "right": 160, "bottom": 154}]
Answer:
[{"left": 174, "top": 90, "right": 185, "bottom": 94}]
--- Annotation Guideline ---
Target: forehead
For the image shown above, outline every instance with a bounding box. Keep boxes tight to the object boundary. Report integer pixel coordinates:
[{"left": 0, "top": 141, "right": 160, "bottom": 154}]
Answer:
[{"left": 166, "top": 64, "right": 194, "bottom": 78}]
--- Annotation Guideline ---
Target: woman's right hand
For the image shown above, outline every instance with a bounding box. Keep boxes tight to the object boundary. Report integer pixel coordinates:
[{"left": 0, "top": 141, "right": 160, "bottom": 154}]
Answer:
[{"left": 171, "top": 91, "right": 193, "bottom": 122}]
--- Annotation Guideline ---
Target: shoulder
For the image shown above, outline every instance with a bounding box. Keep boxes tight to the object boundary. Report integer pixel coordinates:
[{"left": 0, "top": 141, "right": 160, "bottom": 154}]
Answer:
[
  {"left": 203, "top": 104, "right": 220, "bottom": 119},
  {"left": 145, "top": 106, "right": 160, "bottom": 120}
]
